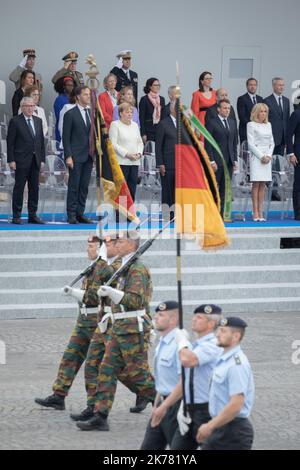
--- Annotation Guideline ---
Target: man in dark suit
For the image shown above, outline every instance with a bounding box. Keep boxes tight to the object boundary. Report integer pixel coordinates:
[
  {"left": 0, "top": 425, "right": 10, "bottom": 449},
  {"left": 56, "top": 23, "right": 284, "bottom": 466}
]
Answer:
[
  {"left": 155, "top": 101, "right": 177, "bottom": 219},
  {"left": 7, "top": 96, "right": 45, "bottom": 224},
  {"left": 286, "top": 108, "right": 300, "bottom": 219},
  {"left": 205, "top": 99, "right": 238, "bottom": 217},
  {"left": 205, "top": 88, "right": 237, "bottom": 126},
  {"left": 63, "top": 86, "right": 93, "bottom": 224},
  {"left": 110, "top": 50, "right": 138, "bottom": 104},
  {"left": 264, "top": 77, "right": 290, "bottom": 155},
  {"left": 237, "top": 78, "right": 264, "bottom": 144}
]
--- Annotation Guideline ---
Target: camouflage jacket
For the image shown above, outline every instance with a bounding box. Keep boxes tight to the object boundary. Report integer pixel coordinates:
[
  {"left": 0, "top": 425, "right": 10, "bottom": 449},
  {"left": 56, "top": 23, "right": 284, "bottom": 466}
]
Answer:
[
  {"left": 82, "top": 257, "right": 121, "bottom": 307},
  {"left": 51, "top": 68, "right": 84, "bottom": 86},
  {"left": 109, "top": 259, "right": 153, "bottom": 335}
]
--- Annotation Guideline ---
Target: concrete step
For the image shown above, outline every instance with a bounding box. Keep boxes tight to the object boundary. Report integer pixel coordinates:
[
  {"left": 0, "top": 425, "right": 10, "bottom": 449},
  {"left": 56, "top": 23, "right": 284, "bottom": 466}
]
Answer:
[
  {"left": 1, "top": 283, "right": 300, "bottom": 305},
  {"left": 1, "top": 249, "right": 300, "bottom": 272},
  {"left": 1, "top": 265, "right": 300, "bottom": 289}
]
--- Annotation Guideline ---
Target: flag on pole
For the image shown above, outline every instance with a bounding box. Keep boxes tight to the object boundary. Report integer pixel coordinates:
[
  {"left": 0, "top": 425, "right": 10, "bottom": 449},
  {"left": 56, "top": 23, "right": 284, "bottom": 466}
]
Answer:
[
  {"left": 175, "top": 108, "right": 229, "bottom": 250},
  {"left": 94, "top": 103, "right": 140, "bottom": 224}
]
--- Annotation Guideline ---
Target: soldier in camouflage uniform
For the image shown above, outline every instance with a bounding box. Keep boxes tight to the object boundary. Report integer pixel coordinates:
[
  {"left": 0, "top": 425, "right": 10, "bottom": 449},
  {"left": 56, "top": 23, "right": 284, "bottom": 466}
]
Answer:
[
  {"left": 34, "top": 235, "right": 121, "bottom": 411},
  {"left": 77, "top": 231, "right": 156, "bottom": 431}
]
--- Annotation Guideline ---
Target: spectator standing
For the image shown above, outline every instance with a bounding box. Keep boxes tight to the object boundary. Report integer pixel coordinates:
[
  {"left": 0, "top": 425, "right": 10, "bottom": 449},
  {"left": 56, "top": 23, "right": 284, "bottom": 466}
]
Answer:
[
  {"left": 109, "top": 103, "right": 143, "bottom": 202},
  {"left": 110, "top": 50, "right": 138, "bottom": 104},
  {"left": 237, "top": 78, "right": 263, "bottom": 144},
  {"left": 139, "top": 78, "right": 165, "bottom": 146},
  {"left": 12, "top": 70, "right": 35, "bottom": 116},
  {"left": 98, "top": 73, "right": 118, "bottom": 130},
  {"left": 247, "top": 103, "right": 274, "bottom": 221}
]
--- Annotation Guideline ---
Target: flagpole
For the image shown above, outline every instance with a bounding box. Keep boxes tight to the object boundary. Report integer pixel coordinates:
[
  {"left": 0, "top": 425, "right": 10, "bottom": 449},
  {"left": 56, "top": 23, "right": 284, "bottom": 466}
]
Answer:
[
  {"left": 85, "top": 55, "right": 103, "bottom": 237},
  {"left": 175, "top": 62, "right": 183, "bottom": 330}
]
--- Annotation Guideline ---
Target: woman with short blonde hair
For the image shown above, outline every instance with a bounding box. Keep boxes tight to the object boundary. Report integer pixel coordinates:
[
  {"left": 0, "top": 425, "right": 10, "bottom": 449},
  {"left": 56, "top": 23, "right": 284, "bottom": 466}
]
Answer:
[
  {"left": 250, "top": 103, "right": 269, "bottom": 124},
  {"left": 247, "top": 103, "right": 275, "bottom": 221},
  {"left": 98, "top": 73, "right": 118, "bottom": 129}
]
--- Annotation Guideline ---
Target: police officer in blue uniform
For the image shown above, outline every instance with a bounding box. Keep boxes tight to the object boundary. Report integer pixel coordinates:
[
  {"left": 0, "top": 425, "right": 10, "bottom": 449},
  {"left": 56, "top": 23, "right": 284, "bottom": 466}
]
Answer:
[
  {"left": 197, "top": 316, "right": 255, "bottom": 450},
  {"left": 150, "top": 304, "right": 222, "bottom": 450},
  {"left": 140, "top": 301, "right": 181, "bottom": 450}
]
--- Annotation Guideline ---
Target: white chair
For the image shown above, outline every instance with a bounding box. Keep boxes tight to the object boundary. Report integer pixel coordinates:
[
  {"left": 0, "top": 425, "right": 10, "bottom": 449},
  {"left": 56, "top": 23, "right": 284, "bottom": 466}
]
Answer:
[
  {"left": 266, "top": 155, "right": 294, "bottom": 219},
  {"left": 137, "top": 140, "right": 161, "bottom": 204},
  {"left": 0, "top": 140, "right": 14, "bottom": 218},
  {"left": 231, "top": 142, "right": 252, "bottom": 220}
]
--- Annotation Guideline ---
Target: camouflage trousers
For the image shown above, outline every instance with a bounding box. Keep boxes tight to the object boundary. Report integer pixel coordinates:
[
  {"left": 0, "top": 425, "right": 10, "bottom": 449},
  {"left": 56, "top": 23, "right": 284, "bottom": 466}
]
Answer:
[
  {"left": 94, "top": 330, "right": 156, "bottom": 416},
  {"left": 52, "top": 313, "right": 98, "bottom": 397},
  {"left": 52, "top": 314, "right": 144, "bottom": 407}
]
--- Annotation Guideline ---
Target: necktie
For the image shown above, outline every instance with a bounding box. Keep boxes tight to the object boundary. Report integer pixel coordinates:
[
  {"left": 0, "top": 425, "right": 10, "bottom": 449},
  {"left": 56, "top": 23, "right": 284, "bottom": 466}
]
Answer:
[
  {"left": 223, "top": 119, "right": 229, "bottom": 131},
  {"left": 27, "top": 118, "right": 35, "bottom": 139},
  {"left": 252, "top": 96, "right": 256, "bottom": 105},
  {"left": 278, "top": 97, "right": 284, "bottom": 117},
  {"left": 126, "top": 70, "right": 130, "bottom": 80},
  {"left": 84, "top": 108, "right": 91, "bottom": 129}
]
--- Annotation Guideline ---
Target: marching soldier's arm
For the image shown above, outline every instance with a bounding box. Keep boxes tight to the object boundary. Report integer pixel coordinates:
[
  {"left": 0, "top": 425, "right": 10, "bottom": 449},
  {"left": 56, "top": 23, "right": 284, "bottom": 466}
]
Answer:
[
  {"left": 120, "top": 264, "right": 153, "bottom": 310},
  {"left": 198, "top": 394, "right": 245, "bottom": 441},
  {"left": 51, "top": 67, "right": 67, "bottom": 85},
  {"left": 82, "top": 258, "right": 121, "bottom": 305}
]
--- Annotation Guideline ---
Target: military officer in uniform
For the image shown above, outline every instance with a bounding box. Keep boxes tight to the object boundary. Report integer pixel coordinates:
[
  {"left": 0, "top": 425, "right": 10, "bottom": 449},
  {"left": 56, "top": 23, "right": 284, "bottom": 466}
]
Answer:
[
  {"left": 140, "top": 301, "right": 181, "bottom": 450},
  {"left": 110, "top": 50, "right": 138, "bottom": 104},
  {"left": 77, "top": 231, "right": 156, "bottom": 431},
  {"left": 35, "top": 234, "right": 120, "bottom": 410},
  {"left": 197, "top": 316, "right": 255, "bottom": 450},
  {"left": 150, "top": 304, "right": 222, "bottom": 450},
  {"left": 9, "top": 48, "right": 43, "bottom": 93},
  {"left": 51, "top": 51, "right": 84, "bottom": 87}
]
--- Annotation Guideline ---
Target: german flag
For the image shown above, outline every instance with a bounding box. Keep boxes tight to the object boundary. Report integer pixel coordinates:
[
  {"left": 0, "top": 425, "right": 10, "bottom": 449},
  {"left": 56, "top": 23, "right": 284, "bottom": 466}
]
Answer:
[
  {"left": 94, "top": 103, "right": 139, "bottom": 224},
  {"left": 175, "top": 110, "right": 229, "bottom": 250}
]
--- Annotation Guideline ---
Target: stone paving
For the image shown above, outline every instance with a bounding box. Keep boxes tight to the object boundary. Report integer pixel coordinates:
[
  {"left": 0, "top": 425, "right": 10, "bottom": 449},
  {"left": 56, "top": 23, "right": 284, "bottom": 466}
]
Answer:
[{"left": 0, "top": 311, "right": 300, "bottom": 450}]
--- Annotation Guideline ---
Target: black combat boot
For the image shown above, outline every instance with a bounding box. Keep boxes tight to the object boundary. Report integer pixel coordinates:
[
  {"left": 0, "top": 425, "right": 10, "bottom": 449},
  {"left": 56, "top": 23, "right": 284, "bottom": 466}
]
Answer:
[
  {"left": 35, "top": 393, "right": 65, "bottom": 410},
  {"left": 70, "top": 406, "right": 94, "bottom": 422},
  {"left": 129, "top": 395, "right": 152, "bottom": 413},
  {"left": 76, "top": 413, "right": 109, "bottom": 431}
]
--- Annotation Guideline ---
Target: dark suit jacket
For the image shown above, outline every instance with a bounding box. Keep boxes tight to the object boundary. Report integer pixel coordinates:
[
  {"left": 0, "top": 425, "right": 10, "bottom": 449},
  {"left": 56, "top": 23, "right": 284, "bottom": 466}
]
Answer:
[
  {"left": 12, "top": 88, "right": 24, "bottom": 116},
  {"left": 7, "top": 114, "right": 45, "bottom": 168},
  {"left": 205, "top": 116, "right": 238, "bottom": 165},
  {"left": 110, "top": 67, "right": 138, "bottom": 103},
  {"left": 237, "top": 93, "right": 264, "bottom": 143},
  {"left": 286, "top": 108, "right": 300, "bottom": 157},
  {"left": 62, "top": 106, "right": 91, "bottom": 163},
  {"left": 205, "top": 104, "right": 237, "bottom": 127},
  {"left": 264, "top": 94, "right": 290, "bottom": 146},
  {"left": 139, "top": 95, "right": 166, "bottom": 141},
  {"left": 155, "top": 116, "right": 177, "bottom": 170}
]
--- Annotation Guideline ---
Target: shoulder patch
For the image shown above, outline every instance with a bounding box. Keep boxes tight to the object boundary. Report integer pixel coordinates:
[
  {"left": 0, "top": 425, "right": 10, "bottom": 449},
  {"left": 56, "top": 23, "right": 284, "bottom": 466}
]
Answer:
[{"left": 234, "top": 354, "right": 241, "bottom": 365}]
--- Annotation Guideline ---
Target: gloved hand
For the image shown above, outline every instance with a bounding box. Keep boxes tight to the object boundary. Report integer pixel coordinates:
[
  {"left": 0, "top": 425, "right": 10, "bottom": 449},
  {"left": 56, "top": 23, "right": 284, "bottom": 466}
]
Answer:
[
  {"left": 62, "top": 286, "right": 84, "bottom": 302},
  {"left": 177, "top": 401, "right": 191, "bottom": 436},
  {"left": 149, "top": 329, "right": 157, "bottom": 346},
  {"left": 98, "top": 241, "right": 107, "bottom": 261},
  {"left": 97, "top": 286, "right": 124, "bottom": 304},
  {"left": 175, "top": 328, "right": 190, "bottom": 351},
  {"left": 19, "top": 55, "right": 28, "bottom": 68}
]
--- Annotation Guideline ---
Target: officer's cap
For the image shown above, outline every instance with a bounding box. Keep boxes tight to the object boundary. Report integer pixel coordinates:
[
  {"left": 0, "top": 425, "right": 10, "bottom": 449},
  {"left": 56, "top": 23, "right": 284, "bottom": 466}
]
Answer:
[
  {"left": 62, "top": 51, "right": 78, "bottom": 62},
  {"left": 116, "top": 50, "right": 132, "bottom": 59},
  {"left": 219, "top": 317, "right": 248, "bottom": 328},
  {"left": 194, "top": 304, "right": 222, "bottom": 315},
  {"left": 117, "top": 230, "right": 140, "bottom": 241},
  {"left": 155, "top": 301, "right": 179, "bottom": 312},
  {"left": 23, "top": 48, "right": 36, "bottom": 57}
]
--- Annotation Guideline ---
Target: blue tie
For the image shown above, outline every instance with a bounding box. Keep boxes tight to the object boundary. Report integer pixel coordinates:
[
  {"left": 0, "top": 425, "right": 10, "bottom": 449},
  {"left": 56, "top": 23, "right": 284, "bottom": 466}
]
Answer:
[{"left": 27, "top": 118, "right": 35, "bottom": 139}]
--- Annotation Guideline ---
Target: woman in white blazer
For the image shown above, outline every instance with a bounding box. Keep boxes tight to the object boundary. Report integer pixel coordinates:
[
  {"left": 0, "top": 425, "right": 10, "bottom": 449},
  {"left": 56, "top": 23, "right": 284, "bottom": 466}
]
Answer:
[
  {"left": 247, "top": 103, "right": 275, "bottom": 221},
  {"left": 109, "top": 102, "right": 143, "bottom": 201}
]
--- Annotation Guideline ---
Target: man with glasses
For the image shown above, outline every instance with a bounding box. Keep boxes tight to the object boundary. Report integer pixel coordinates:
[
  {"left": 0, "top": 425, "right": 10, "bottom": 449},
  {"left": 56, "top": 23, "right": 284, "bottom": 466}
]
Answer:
[
  {"left": 7, "top": 97, "right": 45, "bottom": 224},
  {"left": 110, "top": 50, "right": 138, "bottom": 103}
]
